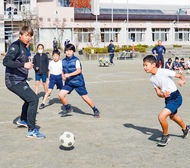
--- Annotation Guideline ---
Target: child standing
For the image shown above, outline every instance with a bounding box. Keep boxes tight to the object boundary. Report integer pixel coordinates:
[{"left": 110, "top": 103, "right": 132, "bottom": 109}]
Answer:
[
  {"left": 59, "top": 43, "right": 100, "bottom": 118},
  {"left": 39, "top": 50, "right": 63, "bottom": 109},
  {"left": 33, "top": 44, "right": 49, "bottom": 95},
  {"left": 143, "top": 55, "right": 189, "bottom": 146},
  {"left": 3, "top": 26, "right": 45, "bottom": 139}
]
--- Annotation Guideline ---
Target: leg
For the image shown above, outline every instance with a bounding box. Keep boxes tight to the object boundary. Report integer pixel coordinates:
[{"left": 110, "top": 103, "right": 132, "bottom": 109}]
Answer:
[
  {"left": 59, "top": 90, "right": 69, "bottom": 106},
  {"left": 161, "top": 57, "right": 164, "bottom": 68},
  {"left": 170, "top": 113, "right": 186, "bottom": 130},
  {"left": 21, "top": 101, "right": 29, "bottom": 121},
  {"left": 9, "top": 82, "right": 39, "bottom": 130},
  {"left": 158, "top": 108, "right": 171, "bottom": 135},
  {"left": 42, "top": 82, "right": 48, "bottom": 93},
  {"left": 81, "top": 95, "right": 95, "bottom": 108},
  {"left": 42, "top": 89, "right": 52, "bottom": 104},
  {"left": 42, "top": 74, "right": 48, "bottom": 94},
  {"left": 35, "top": 80, "right": 40, "bottom": 94}
]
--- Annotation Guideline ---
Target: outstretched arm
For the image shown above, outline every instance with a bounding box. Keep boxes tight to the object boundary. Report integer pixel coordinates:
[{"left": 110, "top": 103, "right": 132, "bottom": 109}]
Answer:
[{"left": 175, "top": 73, "right": 186, "bottom": 86}]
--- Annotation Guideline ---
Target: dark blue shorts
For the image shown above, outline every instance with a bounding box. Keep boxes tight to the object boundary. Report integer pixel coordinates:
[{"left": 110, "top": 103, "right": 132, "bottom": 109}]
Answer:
[
  {"left": 49, "top": 74, "right": 63, "bottom": 90},
  {"left": 62, "top": 85, "right": 88, "bottom": 96},
  {"left": 165, "top": 90, "right": 182, "bottom": 114},
  {"left": 35, "top": 74, "right": 47, "bottom": 82}
]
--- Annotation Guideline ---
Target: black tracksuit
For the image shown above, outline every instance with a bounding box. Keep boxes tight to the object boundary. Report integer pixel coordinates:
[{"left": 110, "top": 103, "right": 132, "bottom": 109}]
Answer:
[{"left": 3, "top": 39, "right": 38, "bottom": 131}]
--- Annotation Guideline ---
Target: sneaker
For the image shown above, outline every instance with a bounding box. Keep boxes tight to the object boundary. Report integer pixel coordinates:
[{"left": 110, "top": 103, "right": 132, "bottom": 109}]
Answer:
[
  {"left": 16, "top": 118, "right": 28, "bottom": 128},
  {"left": 60, "top": 106, "right": 73, "bottom": 117},
  {"left": 182, "top": 126, "right": 190, "bottom": 139},
  {"left": 26, "top": 128, "right": 46, "bottom": 139},
  {"left": 94, "top": 108, "right": 100, "bottom": 118},
  {"left": 158, "top": 134, "right": 170, "bottom": 146},
  {"left": 39, "top": 103, "right": 45, "bottom": 109}
]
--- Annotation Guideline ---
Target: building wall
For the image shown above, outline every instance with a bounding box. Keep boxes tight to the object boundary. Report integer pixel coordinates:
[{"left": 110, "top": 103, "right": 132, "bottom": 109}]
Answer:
[
  {"left": 0, "top": 1, "right": 5, "bottom": 53},
  {"left": 1, "top": 0, "right": 190, "bottom": 54}
]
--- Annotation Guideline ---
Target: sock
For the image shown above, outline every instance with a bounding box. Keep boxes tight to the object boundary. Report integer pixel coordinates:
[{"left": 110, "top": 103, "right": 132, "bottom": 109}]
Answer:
[
  {"left": 64, "top": 104, "right": 70, "bottom": 110},
  {"left": 92, "top": 106, "right": 97, "bottom": 111}
]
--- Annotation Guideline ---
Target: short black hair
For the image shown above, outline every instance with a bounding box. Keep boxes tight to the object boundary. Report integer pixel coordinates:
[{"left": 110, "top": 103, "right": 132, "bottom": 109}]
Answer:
[
  {"left": 143, "top": 55, "right": 157, "bottom": 64},
  {"left": 36, "top": 43, "right": 44, "bottom": 50},
  {"left": 110, "top": 40, "right": 113, "bottom": 42},
  {"left": 52, "top": 49, "right": 60, "bottom": 56},
  {"left": 65, "top": 43, "right": 76, "bottom": 52},
  {"left": 175, "top": 57, "right": 179, "bottom": 60},
  {"left": 19, "top": 26, "right": 33, "bottom": 36}
]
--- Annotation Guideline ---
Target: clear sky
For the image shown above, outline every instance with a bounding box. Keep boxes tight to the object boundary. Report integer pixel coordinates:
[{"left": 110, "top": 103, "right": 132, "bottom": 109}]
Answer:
[{"left": 100, "top": 0, "right": 190, "bottom": 6}]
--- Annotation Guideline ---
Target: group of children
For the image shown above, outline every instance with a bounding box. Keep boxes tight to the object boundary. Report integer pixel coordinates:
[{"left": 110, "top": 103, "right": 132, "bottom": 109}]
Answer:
[
  {"left": 3, "top": 26, "right": 189, "bottom": 147},
  {"left": 3, "top": 26, "right": 100, "bottom": 140},
  {"left": 165, "top": 57, "right": 190, "bottom": 74}
]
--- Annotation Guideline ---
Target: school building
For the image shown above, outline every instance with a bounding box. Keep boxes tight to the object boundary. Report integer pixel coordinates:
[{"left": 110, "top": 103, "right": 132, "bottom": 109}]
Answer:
[{"left": 1, "top": 0, "right": 190, "bottom": 53}]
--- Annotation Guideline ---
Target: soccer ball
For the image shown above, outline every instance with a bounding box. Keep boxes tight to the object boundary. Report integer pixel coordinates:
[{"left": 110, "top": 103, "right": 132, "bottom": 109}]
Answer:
[{"left": 59, "top": 131, "right": 75, "bottom": 148}]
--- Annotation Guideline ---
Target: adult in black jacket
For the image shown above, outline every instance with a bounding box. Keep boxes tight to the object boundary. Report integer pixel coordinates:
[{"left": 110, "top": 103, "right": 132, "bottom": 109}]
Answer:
[
  {"left": 33, "top": 44, "right": 49, "bottom": 94},
  {"left": 108, "top": 40, "right": 115, "bottom": 65},
  {"left": 3, "top": 26, "right": 45, "bottom": 139}
]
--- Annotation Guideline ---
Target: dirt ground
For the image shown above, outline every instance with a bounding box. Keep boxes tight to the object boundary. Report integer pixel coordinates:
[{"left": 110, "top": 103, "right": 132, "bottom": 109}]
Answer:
[{"left": 1, "top": 58, "right": 190, "bottom": 168}]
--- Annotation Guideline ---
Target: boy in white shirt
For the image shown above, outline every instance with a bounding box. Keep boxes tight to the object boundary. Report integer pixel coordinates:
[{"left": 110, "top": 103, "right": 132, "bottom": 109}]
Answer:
[
  {"left": 185, "top": 57, "right": 190, "bottom": 74},
  {"left": 143, "top": 55, "right": 189, "bottom": 146},
  {"left": 39, "top": 50, "right": 64, "bottom": 109}
]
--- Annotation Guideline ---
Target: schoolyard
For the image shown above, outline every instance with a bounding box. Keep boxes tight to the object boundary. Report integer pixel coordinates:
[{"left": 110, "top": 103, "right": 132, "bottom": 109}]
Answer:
[{"left": 0, "top": 58, "right": 190, "bottom": 168}]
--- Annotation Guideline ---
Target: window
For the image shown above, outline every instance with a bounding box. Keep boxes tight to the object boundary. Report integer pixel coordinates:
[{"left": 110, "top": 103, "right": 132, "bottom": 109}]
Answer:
[
  {"left": 58, "top": 0, "right": 70, "bottom": 7},
  {"left": 175, "top": 28, "right": 190, "bottom": 41},
  {"left": 128, "top": 28, "right": 145, "bottom": 42},
  {"left": 74, "top": 28, "right": 93, "bottom": 43},
  {"left": 100, "top": 28, "right": 120, "bottom": 42},
  {"left": 152, "top": 28, "right": 169, "bottom": 41}
]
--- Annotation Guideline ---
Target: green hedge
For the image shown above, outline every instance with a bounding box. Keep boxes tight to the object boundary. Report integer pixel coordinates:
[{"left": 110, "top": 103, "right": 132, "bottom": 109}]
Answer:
[{"left": 84, "top": 45, "right": 147, "bottom": 54}]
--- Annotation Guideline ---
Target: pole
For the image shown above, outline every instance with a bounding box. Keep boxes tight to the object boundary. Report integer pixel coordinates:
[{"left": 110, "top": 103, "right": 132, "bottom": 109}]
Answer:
[
  {"left": 111, "top": 0, "right": 113, "bottom": 40},
  {"left": 11, "top": 0, "right": 13, "bottom": 43},
  {"left": 126, "top": 0, "right": 128, "bottom": 46}
]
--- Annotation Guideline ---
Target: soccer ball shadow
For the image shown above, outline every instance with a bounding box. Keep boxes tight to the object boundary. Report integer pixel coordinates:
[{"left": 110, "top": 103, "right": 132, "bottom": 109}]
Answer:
[{"left": 59, "top": 145, "right": 75, "bottom": 151}]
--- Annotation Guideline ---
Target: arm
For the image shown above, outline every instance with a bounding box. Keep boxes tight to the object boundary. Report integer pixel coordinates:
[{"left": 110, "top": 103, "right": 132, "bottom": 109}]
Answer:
[
  {"left": 33, "top": 55, "right": 37, "bottom": 70},
  {"left": 175, "top": 73, "right": 185, "bottom": 86},
  {"left": 64, "top": 67, "right": 81, "bottom": 78},
  {"left": 151, "top": 46, "right": 156, "bottom": 54},
  {"left": 154, "top": 86, "right": 171, "bottom": 98},
  {"left": 3, "top": 44, "right": 24, "bottom": 68},
  {"left": 163, "top": 46, "right": 166, "bottom": 54}
]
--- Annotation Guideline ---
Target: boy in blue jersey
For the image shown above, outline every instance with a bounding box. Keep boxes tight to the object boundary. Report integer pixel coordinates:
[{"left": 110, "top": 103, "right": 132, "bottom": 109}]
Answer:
[
  {"left": 152, "top": 40, "right": 166, "bottom": 68},
  {"left": 59, "top": 43, "right": 100, "bottom": 118},
  {"left": 143, "top": 55, "right": 189, "bottom": 146}
]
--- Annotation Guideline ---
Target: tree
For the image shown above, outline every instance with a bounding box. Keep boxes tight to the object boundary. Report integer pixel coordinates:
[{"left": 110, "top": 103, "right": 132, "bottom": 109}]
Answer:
[{"left": 70, "top": 0, "right": 91, "bottom": 8}]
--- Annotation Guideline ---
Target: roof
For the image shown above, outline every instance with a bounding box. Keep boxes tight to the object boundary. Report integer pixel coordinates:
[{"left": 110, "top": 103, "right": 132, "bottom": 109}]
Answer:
[{"left": 74, "top": 8, "right": 190, "bottom": 21}]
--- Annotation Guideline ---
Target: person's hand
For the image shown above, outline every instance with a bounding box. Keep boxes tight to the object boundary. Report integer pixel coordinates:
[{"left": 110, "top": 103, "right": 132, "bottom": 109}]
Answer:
[
  {"left": 163, "top": 91, "right": 171, "bottom": 98},
  {"left": 178, "top": 80, "right": 185, "bottom": 86},
  {"left": 24, "top": 62, "right": 33, "bottom": 70},
  {"left": 64, "top": 73, "right": 70, "bottom": 78}
]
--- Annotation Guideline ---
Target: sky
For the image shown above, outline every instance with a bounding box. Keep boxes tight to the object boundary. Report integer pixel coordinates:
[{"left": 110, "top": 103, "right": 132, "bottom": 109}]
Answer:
[{"left": 100, "top": 0, "right": 190, "bottom": 6}]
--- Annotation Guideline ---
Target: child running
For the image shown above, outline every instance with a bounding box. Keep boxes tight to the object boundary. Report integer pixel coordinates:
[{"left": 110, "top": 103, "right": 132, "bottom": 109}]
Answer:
[
  {"left": 59, "top": 43, "right": 100, "bottom": 118},
  {"left": 39, "top": 50, "right": 64, "bottom": 109},
  {"left": 143, "top": 55, "right": 189, "bottom": 146}
]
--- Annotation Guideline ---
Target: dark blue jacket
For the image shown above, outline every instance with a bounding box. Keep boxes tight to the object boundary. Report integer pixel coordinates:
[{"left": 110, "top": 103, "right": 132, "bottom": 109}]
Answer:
[
  {"left": 3, "top": 39, "right": 28, "bottom": 88},
  {"left": 152, "top": 45, "right": 166, "bottom": 58},
  {"left": 108, "top": 44, "right": 115, "bottom": 54},
  {"left": 62, "top": 55, "right": 85, "bottom": 87}
]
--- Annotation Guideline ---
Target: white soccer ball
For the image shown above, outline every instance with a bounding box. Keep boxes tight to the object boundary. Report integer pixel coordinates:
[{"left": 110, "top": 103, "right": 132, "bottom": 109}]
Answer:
[{"left": 59, "top": 131, "right": 75, "bottom": 148}]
